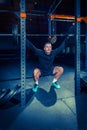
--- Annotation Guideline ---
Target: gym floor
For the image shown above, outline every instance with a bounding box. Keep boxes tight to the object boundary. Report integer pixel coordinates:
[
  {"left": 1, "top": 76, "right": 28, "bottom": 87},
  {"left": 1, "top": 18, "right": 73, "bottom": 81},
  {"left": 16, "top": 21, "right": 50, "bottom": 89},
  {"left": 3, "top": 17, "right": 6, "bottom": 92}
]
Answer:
[{"left": 0, "top": 58, "right": 87, "bottom": 130}]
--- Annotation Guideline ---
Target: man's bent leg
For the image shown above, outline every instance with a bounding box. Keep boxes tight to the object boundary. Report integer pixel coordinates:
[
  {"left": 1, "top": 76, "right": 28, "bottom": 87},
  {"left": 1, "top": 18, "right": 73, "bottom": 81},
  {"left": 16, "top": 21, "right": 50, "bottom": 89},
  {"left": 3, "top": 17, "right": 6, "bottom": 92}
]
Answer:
[
  {"left": 52, "top": 66, "right": 64, "bottom": 89},
  {"left": 33, "top": 68, "right": 41, "bottom": 82},
  {"left": 53, "top": 66, "right": 64, "bottom": 80},
  {"left": 32, "top": 68, "right": 41, "bottom": 92}
]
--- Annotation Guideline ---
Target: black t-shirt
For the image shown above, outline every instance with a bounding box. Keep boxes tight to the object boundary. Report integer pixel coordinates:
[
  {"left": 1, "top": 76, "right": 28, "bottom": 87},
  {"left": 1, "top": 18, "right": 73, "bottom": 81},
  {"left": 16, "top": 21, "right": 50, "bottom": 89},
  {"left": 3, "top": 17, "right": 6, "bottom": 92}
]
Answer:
[{"left": 27, "top": 39, "right": 65, "bottom": 75}]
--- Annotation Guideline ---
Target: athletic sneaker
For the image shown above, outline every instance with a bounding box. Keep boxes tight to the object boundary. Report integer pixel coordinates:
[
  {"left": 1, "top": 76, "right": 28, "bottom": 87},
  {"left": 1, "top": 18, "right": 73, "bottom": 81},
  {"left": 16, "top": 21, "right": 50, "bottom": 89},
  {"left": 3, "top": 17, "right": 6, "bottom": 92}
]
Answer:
[
  {"left": 52, "top": 82, "right": 60, "bottom": 89},
  {"left": 32, "top": 84, "right": 39, "bottom": 92}
]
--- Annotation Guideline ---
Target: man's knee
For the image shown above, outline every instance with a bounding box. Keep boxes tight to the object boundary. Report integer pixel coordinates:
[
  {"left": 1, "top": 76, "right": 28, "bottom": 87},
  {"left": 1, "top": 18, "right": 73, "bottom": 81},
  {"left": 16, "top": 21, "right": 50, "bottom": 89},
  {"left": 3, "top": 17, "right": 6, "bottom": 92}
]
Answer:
[
  {"left": 58, "top": 67, "right": 64, "bottom": 74},
  {"left": 53, "top": 66, "right": 64, "bottom": 74},
  {"left": 33, "top": 68, "right": 41, "bottom": 76}
]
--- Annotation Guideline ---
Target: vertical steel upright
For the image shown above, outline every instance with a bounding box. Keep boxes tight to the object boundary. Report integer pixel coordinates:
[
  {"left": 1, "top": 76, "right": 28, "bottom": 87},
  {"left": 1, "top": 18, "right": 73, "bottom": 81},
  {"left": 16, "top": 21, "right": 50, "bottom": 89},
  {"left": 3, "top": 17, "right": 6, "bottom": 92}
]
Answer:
[
  {"left": 75, "top": 0, "right": 81, "bottom": 95},
  {"left": 51, "top": 20, "right": 56, "bottom": 36},
  {"left": 48, "top": 15, "right": 51, "bottom": 37},
  {"left": 85, "top": 1, "right": 87, "bottom": 72},
  {"left": 20, "top": 0, "right": 26, "bottom": 107}
]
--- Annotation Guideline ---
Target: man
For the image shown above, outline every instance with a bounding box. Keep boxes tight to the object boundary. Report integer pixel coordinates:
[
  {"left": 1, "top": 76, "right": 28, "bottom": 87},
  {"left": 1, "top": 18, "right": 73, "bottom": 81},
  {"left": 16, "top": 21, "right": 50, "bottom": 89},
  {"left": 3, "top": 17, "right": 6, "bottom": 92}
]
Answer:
[
  {"left": 27, "top": 24, "right": 75, "bottom": 92},
  {"left": 27, "top": 38, "right": 65, "bottom": 92}
]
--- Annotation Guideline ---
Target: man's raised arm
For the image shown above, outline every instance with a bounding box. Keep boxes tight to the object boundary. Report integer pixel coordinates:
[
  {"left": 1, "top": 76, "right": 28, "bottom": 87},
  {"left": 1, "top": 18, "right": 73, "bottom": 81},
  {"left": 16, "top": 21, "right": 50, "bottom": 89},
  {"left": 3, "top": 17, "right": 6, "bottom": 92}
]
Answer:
[
  {"left": 53, "top": 23, "right": 75, "bottom": 55},
  {"left": 26, "top": 38, "right": 41, "bottom": 54}
]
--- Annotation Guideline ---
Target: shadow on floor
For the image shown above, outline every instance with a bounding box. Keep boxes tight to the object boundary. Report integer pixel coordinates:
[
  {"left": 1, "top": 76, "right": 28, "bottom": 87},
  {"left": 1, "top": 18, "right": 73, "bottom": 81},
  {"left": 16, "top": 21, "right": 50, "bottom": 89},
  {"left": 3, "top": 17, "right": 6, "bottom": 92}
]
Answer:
[
  {"left": 36, "top": 86, "right": 57, "bottom": 107},
  {"left": 0, "top": 86, "right": 57, "bottom": 110}
]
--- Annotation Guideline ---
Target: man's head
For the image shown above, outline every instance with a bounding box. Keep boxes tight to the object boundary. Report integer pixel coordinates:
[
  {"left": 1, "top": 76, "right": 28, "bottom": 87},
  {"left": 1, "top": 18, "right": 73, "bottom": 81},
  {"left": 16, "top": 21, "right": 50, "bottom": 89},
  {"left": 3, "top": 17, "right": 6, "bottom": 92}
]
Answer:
[{"left": 43, "top": 42, "right": 52, "bottom": 55}]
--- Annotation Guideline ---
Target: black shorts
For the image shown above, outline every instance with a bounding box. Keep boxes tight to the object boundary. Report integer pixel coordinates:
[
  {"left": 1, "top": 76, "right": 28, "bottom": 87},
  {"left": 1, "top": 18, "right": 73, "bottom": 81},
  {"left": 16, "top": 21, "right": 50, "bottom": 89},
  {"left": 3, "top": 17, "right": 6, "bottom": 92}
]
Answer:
[{"left": 39, "top": 67, "right": 54, "bottom": 76}]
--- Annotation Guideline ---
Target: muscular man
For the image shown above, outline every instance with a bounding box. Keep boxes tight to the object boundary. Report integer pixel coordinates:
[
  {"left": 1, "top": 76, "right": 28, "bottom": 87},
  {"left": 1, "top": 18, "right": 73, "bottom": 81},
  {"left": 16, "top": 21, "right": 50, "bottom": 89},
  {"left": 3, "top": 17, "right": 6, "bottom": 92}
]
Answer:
[
  {"left": 26, "top": 24, "right": 75, "bottom": 92},
  {"left": 27, "top": 39, "right": 65, "bottom": 92}
]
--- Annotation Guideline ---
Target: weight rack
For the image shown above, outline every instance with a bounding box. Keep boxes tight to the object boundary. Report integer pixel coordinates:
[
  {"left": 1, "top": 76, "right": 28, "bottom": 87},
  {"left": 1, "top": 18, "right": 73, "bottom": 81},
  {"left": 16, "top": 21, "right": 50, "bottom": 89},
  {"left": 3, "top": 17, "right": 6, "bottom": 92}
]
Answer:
[
  {"left": 20, "top": 0, "right": 26, "bottom": 107},
  {"left": 75, "top": 0, "right": 81, "bottom": 95}
]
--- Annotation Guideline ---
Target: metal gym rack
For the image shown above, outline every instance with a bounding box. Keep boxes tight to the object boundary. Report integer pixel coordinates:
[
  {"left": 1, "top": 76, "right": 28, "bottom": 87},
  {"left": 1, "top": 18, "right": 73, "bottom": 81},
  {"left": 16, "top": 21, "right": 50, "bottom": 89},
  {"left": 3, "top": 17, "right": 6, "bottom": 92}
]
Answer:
[
  {"left": 0, "top": 0, "right": 87, "bottom": 107},
  {"left": 19, "top": 0, "right": 81, "bottom": 107}
]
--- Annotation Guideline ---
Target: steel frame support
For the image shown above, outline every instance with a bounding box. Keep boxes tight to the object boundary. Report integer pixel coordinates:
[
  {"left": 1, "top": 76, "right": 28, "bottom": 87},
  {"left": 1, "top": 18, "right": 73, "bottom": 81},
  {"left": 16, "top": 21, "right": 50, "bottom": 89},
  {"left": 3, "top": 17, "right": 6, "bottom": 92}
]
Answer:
[
  {"left": 48, "top": 15, "right": 52, "bottom": 36},
  {"left": 48, "top": 0, "right": 62, "bottom": 15},
  {"left": 50, "top": 0, "right": 62, "bottom": 14},
  {"left": 0, "top": 34, "right": 85, "bottom": 37},
  {"left": 53, "top": 19, "right": 75, "bottom": 22},
  {"left": 85, "top": 23, "right": 87, "bottom": 71},
  {"left": 75, "top": 0, "right": 81, "bottom": 95},
  {"left": 85, "top": 1, "right": 87, "bottom": 72},
  {"left": 51, "top": 20, "right": 56, "bottom": 35},
  {"left": 48, "top": 0, "right": 56, "bottom": 14},
  {"left": 20, "top": 0, "right": 26, "bottom": 107}
]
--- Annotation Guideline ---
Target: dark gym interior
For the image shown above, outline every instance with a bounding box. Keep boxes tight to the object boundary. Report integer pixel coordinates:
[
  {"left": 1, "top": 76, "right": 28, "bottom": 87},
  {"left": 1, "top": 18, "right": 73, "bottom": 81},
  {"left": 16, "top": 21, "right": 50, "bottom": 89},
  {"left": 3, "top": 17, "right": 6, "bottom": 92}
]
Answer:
[{"left": 0, "top": 0, "right": 87, "bottom": 130}]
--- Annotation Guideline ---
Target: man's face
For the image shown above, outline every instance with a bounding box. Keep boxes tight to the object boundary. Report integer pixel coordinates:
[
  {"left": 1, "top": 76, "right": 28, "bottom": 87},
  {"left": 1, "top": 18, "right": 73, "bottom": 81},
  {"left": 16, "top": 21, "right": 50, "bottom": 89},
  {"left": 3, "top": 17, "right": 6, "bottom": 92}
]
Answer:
[{"left": 44, "top": 43, "right": 52, "bottom": 55}]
